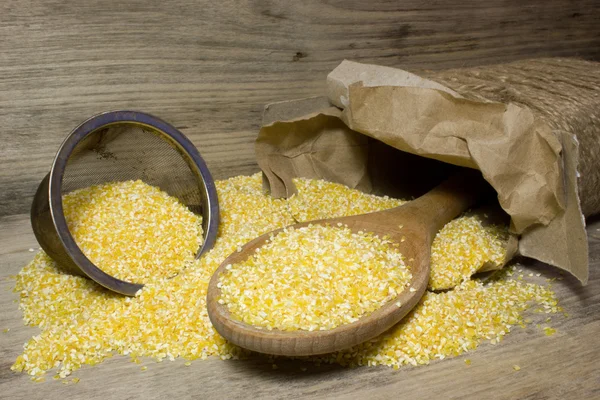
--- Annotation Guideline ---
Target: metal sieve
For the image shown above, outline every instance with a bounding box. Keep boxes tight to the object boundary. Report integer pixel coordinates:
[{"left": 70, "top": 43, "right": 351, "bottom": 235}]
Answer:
[{"left": 31, "top": 111, "right": 219, "bottom": 296}]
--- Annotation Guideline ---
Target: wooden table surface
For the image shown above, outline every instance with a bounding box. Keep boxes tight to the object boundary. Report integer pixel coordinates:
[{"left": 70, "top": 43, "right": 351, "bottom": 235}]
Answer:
[{"left": 1, "top": 1, "right": 599, "bottom": 398}]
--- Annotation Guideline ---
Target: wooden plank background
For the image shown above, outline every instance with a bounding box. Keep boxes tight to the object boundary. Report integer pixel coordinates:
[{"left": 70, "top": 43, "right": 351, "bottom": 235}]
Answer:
[{"left": 1, "top": 0, "right": 599, "bottom": 216}]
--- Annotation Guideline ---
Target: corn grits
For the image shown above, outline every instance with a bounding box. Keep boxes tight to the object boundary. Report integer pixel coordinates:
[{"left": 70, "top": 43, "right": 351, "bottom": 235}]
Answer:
[
  {"left": 11, "top": 173, "right": 558, "bottom": 381},
  {"left": 62, "top": 180, "right": 203, "bottom": 283},
  {"left": 218, "top": 224, "right": 411, "bottom": 331}
]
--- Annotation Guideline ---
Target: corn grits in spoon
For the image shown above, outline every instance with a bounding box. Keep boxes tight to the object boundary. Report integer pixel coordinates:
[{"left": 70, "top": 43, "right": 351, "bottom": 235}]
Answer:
[{"left": 207, "top": 172, "right": 485, "bottom": 356}]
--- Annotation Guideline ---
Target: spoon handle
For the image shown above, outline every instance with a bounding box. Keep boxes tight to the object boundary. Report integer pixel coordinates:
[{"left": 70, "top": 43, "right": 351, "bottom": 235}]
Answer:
[{"left": 392, "top": 169, "right": 488, "bottom": 237}]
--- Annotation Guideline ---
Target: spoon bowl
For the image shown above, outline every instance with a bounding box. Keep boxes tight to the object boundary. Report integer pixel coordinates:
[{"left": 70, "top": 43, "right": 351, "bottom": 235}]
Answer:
[{"left": 207, "top": 171, "right": 485, "bottom": 356}]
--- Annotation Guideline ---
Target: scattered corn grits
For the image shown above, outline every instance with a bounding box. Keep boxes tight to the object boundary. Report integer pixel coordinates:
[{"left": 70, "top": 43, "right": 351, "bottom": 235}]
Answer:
[
  {"left": 62, "top": 180, "right": 203, "bottom": 283},
  {"left": 429, "top": 214, "right": 509, "bottom": 290},
  {"left": 302, "top": 276, "right": 558, "bottom": 368},
  {"left": 289, "top": 178, "right": 405, "bottom": 221},
  {"left": 218, "top": 224, "right": 411, "bottom": 331},
  {"left": 11, "top": 173, "right": 559, "bottom": 381}
]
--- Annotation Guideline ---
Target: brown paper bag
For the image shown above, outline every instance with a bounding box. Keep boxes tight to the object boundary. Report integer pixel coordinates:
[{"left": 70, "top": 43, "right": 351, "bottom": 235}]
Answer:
[{"left": 256, "top": 58, "right": 600, "bottom": 284}]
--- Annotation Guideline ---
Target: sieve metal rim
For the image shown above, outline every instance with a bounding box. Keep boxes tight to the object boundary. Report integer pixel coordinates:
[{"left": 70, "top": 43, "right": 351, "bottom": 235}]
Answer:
[{"left": 43, "top": 110, "right": 219, "bottom": 296}]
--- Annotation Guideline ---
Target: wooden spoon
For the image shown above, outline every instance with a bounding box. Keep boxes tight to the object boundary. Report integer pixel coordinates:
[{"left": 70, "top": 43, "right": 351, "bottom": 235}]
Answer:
[{"left": 207, "top": 171, "right": 486, "bottom": 356}]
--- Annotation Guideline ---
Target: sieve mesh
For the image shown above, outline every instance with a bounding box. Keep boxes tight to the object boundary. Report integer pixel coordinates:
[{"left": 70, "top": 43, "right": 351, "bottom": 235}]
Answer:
[{"left": 63, "top": 124, "right": 203, "bottom": 215}]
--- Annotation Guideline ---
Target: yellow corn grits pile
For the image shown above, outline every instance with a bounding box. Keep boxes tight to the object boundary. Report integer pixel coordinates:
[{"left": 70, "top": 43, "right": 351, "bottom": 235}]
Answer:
[
  {"left": 305, "top": 275, "right": 558, "bottom": 368},
  {"left": 429, "top": 215, "right": 509, "bottom": 290},
  {"left": 11, "top": 173, "right": 559, "bottom": 382},
  {"left": 218, "top": 224, "right": 411, "bottom": 331},
  {"left": 62, "top": 180, "right": 203, "bottom": 283}
]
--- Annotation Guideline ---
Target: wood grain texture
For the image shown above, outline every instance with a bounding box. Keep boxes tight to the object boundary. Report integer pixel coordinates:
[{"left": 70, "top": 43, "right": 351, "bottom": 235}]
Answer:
[
  {"left": 207, "top": 172, "right": 483, "bottom": 355},
  {"left": 1, "top": 0, "right": 600, "bottom": 216},
  {"left": 1, "top": 214, "right": 599, "bottom": 399}
]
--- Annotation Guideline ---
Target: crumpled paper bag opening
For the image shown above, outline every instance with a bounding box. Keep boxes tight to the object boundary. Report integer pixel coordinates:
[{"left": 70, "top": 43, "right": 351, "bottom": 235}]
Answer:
[{"left": 257, "top": 59, "right": 597, "bottom": 284}]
